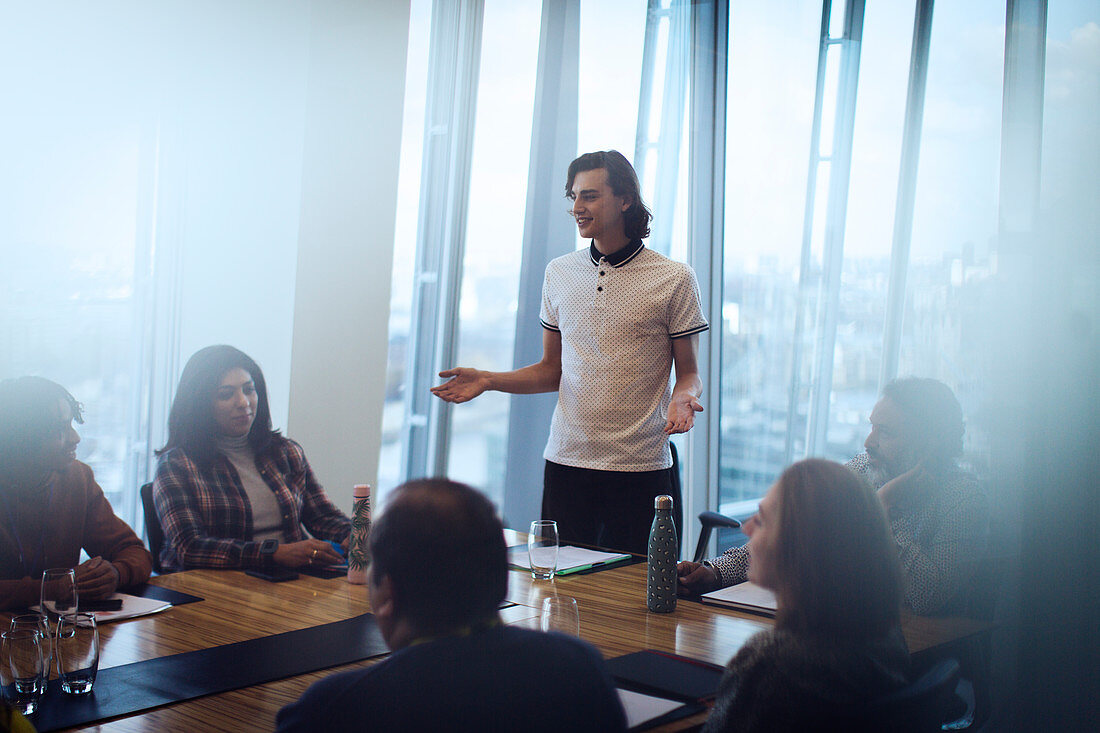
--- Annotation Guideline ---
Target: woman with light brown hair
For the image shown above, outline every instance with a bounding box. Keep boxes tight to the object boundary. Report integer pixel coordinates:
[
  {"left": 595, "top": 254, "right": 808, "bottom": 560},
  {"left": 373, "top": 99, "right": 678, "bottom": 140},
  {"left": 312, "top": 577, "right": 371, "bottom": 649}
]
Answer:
[{"left": 703, "top": 458, "right": 910, "bottom": 732}]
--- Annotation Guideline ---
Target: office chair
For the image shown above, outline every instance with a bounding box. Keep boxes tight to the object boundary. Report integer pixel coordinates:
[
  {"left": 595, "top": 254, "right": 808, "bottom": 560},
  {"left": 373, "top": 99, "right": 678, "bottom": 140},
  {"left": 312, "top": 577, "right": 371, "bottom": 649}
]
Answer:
[
  {"left": 691, "top": 511, "right": 741, "bottom": 564},
  {"left": 664, "top": 442, "right": 742, "bottom": 562},
  {"left": 669, "top": 442, "right": 686, "bottom": 555},
  {"left": 937, "top": 553, "right": 1005, "bottom": 730},
  {"left": 844, "top": 658, "right": 963, "bottom": 733},
  {"left": 139, "top": 482, "right": 168, "bottom": 575}
]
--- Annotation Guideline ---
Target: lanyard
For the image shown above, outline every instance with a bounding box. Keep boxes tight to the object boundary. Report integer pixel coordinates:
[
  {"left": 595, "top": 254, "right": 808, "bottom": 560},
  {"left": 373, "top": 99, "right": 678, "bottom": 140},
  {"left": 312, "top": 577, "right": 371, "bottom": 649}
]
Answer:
[{"left": 2, "top": 480, "right": 55, "bottom": 579}]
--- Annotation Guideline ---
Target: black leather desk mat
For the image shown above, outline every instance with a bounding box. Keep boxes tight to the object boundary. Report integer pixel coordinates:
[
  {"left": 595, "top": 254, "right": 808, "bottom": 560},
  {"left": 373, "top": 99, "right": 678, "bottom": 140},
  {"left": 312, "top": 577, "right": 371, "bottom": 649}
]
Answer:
[
  {"left": 128, "top": 583, "right": 204, "bottom": 606},
  {"left": 610, "top": 650, "right": 722, "bottom": 732},
  {"left": 608, "top": 649, "right": 725, "bottom": 703},
  {"left": 32, "top": 612, "right": 388, "bottom": 732}
]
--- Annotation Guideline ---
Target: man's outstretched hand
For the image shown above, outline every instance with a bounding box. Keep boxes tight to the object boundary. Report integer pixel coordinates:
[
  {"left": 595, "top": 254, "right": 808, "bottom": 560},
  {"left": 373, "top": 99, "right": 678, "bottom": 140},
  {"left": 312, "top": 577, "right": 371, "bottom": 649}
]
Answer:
[
  {"left": 665, "top": 394, "right": 703, "bottom": 434},
  {"left": 431, "top": 368, "right": 490, "bottom": 404}
]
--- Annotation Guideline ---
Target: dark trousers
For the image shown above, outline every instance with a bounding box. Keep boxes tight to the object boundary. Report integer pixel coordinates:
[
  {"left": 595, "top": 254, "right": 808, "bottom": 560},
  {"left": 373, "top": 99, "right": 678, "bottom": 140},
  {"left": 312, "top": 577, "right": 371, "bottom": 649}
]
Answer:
[{"left": 541, "top": 461, "right": 682, "bottom": 557}]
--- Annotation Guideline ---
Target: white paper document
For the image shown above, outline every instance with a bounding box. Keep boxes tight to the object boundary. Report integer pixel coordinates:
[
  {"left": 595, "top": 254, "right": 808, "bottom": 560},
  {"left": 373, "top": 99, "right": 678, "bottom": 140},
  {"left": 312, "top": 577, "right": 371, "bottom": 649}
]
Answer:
[
  {"left": 507, "top": 545, "right": 631, "bottom": 575},
  {"left": 88, "top": 592, "right": 172, "bottom": 623},
  {"left": 35, "top": 593, "right": 173, "bottom": 625},
  {"left": 701, "top": 581, "right": 778, "bottom": 616},
  {"left": 616, "top": 688, "right": 685, "bottom": 729}
]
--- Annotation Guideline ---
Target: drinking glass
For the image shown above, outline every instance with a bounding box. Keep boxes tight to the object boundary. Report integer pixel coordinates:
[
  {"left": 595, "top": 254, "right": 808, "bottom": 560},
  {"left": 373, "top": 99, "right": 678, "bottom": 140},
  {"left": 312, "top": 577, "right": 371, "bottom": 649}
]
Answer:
[
  {"left": 540, "top": 596, "right": 580, "bottom": 636},
  {"left": 1, "top": 629, "right": 45, "bottom": 716},
  {"left": 40, "top": 568, "right": 78, "bottom": 618},
  {"left": 55, "top": 613, "right": 99, "bottom": 694},
  {"left": 528, "top": 520, "right": 559, "bottom": 580},
  {"left": 8, "top": 615, "right": 52, "bottom": 687}
]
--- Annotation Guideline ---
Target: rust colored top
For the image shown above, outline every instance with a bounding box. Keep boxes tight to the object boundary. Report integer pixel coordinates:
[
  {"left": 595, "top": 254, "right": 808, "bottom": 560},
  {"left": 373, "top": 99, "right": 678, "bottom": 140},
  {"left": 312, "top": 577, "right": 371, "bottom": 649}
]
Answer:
[{"left": 0, "top": 461, "right": 152, "bottom": 610}]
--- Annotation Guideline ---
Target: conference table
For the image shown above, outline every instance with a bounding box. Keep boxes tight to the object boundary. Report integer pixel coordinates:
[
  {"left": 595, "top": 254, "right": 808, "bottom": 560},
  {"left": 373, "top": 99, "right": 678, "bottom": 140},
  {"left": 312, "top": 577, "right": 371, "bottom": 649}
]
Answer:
[{"left": 10, "top": 531, "right": 990, "bottom": 732}]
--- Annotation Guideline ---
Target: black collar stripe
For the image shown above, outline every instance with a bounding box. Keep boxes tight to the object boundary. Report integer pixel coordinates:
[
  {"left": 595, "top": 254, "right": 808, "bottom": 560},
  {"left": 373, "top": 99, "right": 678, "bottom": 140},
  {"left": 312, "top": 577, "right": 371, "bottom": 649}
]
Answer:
[{"left": 589, "top": 239, "right": 645, "bottom": 268}]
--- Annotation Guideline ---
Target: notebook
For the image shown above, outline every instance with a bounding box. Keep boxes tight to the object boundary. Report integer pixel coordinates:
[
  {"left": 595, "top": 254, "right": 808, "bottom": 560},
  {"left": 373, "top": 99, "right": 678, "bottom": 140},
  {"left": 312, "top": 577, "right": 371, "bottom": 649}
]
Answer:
[
  {"left": 606, "top": 649, "right": 725, "bottom": 703},
  {"left": 507, "top": 545, "right": 631, "bottom": 576},
  {"left": 700, "top": 581, "right": 778, "bottom": 617}
]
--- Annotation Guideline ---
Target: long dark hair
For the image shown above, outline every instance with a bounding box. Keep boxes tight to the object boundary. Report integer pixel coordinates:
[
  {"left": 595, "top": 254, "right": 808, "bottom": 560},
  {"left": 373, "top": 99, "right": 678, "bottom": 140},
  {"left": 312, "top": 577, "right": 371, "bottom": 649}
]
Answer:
[
  {"left": 565, "top": 150, "right": 652, "bottom": 240},
  {"left": 0, "top": 376, "right": 84, "bottom": 473},
  {"left": 772, "top": 459, "right": 902, "bottom": 640},
  {"left": 158, "top": 345, "right": 279, "bottom": 468}
]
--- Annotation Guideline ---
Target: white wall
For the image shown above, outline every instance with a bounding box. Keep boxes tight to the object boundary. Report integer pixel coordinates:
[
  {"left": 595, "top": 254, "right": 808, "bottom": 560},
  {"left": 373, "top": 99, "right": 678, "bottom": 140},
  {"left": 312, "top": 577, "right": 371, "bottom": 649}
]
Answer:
[
  {"left": 287, "top": 0, "right": 411, "bottom": 511},
  {"left": 165, "top": 0, "right": 410, "bottom": 510},
  {"left": 171, "top": 1, "right": 313, "bottom": 431}
]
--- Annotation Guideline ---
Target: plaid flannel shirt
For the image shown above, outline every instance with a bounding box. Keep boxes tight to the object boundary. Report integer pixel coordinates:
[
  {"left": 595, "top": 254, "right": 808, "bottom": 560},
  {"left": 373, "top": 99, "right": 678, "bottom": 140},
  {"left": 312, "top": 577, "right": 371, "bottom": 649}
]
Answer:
[
  {"left": 152, "top": 437, "right": 351, "bottom": 571},
  {"left": 709, "top": 453, "right": 988, "bottom": 616}
]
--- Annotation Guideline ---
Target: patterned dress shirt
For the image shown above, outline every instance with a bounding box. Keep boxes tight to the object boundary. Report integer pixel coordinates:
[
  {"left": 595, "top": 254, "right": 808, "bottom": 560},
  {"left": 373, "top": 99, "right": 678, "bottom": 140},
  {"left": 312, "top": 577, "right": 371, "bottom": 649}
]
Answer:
[
  {"left": 152, "top": 437, "right": 350, "bottom": 571},
  {"left": 708, "top": 453, "right": 988, "bottom": 616}
]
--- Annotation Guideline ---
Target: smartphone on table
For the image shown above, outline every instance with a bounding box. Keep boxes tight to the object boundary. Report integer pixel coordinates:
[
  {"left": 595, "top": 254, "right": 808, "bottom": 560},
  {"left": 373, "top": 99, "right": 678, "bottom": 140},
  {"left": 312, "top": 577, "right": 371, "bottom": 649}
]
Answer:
[{"left": 245, "top": 567, "right": 300, "bottom": 583}]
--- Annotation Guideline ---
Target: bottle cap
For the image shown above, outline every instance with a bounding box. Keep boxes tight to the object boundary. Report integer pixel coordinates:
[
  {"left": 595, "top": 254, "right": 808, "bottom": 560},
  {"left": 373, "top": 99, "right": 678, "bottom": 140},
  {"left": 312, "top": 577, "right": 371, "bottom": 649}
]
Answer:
[
  {"left": 353, "top": 484, "right": 371, "bottom": 498},
  {"left": 654, "top": 495, "right": 673, "bottom": 510}
]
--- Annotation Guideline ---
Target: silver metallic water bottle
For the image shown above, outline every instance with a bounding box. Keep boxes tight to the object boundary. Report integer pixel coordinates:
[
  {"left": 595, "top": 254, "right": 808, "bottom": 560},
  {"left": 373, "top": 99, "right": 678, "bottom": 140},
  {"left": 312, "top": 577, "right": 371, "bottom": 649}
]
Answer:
[{"left": 647, "top": 494, "right": 678, "bottom": 613}]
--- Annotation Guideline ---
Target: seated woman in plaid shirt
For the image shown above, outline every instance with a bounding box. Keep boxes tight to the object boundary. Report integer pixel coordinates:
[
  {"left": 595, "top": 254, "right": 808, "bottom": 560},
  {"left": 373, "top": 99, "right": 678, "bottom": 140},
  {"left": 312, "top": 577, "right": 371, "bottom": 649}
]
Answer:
[{"left": 152, "top": 345, "right": 350, "bottom": 572}]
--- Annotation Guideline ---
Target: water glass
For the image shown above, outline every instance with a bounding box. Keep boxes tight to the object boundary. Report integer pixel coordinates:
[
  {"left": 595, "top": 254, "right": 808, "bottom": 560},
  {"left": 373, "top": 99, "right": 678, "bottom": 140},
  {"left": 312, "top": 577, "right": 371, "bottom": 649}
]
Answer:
[
  {"left": 540, "top": 596, "right": 581, "bottom": 636},
  {"left": 8, "top": 615, "right": 52, "bottom": 686},
  {"left": 528, "top": 520, "right": 559, "bottom": 580},
  {"left": 1, "top": 629, "right": 45, "bottom": 716},
  {"left": 40, "top": 568, "right": 78, "bottom": 618},
  {"left": 55, "top": 613, "right": 99, "bottom": 695}
]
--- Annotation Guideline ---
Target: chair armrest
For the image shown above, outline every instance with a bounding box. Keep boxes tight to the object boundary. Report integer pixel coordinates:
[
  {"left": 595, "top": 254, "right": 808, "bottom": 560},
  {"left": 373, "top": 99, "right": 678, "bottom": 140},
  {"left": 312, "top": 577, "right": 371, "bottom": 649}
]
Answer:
[{"left": 699, "top": 511, "right": 741, "bottom": 530}]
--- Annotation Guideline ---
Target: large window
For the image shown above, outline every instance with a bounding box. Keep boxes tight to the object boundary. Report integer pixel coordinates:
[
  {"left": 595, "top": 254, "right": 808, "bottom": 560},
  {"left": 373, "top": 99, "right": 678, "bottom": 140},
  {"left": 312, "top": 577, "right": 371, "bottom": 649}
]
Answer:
[
  {"left": 381, "top": 0, "right": 651, "bottom": 510},
  {"left": 1040, "top": 2, "right": 1099, "bottom": 286},
  {"left": 898, "top": 1, "right": 1006, "bottom": 472},
  {"left": 719, "top": 0, "right": 823, "bottom": 512},
  {"left": 716, "top": 1, "right": 1009, "bottom": 522},
  {"left": 384, "top": 0, "right": 1084, "bottom": 554},
  {"left": 378, "top": 0, "right": 434, "bottom": 496},
  {"left": 446, "top": 0, "right": 543, "bottom": 499},
  {"left": 0, "top": 123, "right": 146, "bottom": 519},
  {"left": 3, "top": 1, "right": 332, "bottom": 532},
  {"left": 0, "top": 8, "right": 155, "bottom": 526}
]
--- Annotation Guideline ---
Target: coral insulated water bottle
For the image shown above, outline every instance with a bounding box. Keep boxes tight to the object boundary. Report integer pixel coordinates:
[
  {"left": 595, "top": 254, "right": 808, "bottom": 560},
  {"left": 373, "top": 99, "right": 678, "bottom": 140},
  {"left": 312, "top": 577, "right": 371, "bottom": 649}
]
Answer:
[{"left": 346, "top": 484, "right": 371, "bottom": 585}]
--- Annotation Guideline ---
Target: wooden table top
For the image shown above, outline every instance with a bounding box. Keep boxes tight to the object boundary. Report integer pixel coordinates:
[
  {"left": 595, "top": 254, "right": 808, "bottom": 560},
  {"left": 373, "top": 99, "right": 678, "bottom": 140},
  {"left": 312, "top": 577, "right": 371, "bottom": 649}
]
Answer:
[{"left": 16, "top": 534, "right": 989, "bottom": 732}]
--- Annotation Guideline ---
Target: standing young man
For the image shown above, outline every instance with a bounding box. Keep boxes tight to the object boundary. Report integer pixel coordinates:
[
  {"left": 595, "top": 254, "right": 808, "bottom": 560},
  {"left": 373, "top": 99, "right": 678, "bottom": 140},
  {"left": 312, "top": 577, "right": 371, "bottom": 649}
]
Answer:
[{"left": 432, "top": 151, "right": 708, "bottom": 554}]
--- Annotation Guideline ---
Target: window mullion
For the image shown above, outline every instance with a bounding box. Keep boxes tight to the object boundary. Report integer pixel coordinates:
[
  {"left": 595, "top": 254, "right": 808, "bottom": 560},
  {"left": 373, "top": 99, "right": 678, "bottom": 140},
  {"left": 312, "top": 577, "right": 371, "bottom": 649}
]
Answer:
[
  {"left": 636, "top": 0, "right": 690, "bottom": 258},
  {"left": 787, "top": 0, "right": 866, "bottom": 460},
  {"left": 999, "top": 0, "right": 1046, "bottom": 239},
  {"left": 686, "top": 0, "right": 727, "bottom": 559},
  {"left": 500, "top": 0, "right": 580, "bottom": 529},
  {"left": 402, "top": 0, "right": 485, "bottom": 482},
  {"left": 880, "top": 0, "right": 935, "bottom": 388}
]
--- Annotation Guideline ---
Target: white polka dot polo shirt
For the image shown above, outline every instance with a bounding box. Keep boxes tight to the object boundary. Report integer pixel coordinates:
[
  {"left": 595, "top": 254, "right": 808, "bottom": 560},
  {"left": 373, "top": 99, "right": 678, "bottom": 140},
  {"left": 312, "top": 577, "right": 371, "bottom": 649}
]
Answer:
[{"left": 539, "top": 239, "right": 709, "bottom": 471}]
